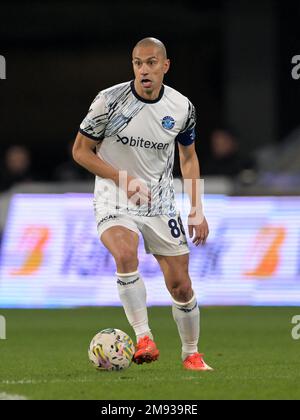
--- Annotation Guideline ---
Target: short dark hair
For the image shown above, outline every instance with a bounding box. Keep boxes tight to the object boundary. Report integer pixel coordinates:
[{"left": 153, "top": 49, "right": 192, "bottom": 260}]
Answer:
[{"left": 133, "top": 37, "right": 167, "bottom": 59}]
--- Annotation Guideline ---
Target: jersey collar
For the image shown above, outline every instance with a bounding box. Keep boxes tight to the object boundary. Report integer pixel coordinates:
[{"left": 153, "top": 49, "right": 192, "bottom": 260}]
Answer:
[{"left": 130, "top": 80, "right": 164, "bottom": 104}]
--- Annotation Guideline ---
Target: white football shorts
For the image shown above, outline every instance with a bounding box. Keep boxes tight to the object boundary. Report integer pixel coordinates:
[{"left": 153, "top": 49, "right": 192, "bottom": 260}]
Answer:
[{"left": 94, "top": 209, "right": 190, "bottom": 256}]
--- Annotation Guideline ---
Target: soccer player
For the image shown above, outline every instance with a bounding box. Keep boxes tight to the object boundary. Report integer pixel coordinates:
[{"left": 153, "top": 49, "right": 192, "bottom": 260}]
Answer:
[{"left": 73, "top": 37, "right": 213, "bottom": 371}]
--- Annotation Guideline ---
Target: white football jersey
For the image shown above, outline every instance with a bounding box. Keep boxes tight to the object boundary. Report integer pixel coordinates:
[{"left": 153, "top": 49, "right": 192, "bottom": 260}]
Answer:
[{"left": 79, "top": 81, "right": 196, "bottom": 216}]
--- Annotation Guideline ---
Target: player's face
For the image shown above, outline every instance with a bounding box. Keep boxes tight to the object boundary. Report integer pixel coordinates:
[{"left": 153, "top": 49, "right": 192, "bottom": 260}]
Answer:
[{"left": 132, "top": 46, "right": 170, "bottom": 99}]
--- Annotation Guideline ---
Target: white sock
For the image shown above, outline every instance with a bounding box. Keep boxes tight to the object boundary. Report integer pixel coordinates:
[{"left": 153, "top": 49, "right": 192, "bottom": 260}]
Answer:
[
  {"left": 172, "top": 292, "right": 199, "bottom": 361},
  {"left": 116, "top": 271, "right": 153, "bottom": 341}
]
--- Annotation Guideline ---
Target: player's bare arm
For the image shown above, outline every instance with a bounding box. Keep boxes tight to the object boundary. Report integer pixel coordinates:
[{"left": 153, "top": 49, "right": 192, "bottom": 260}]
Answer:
[
  {"left": 73, "top": 132, "right": 150, "bottom": 205},
  {"left": 73, "top": 132, "right": 118, "bottom": 181},
  {"left": 178, "top": 142, "right": 209, "bottom": 246}
]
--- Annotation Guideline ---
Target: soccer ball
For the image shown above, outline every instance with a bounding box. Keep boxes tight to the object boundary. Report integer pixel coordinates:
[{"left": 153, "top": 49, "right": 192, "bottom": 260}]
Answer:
[{"left": 88, "top": 328, "right": 135, "bottom": 371}]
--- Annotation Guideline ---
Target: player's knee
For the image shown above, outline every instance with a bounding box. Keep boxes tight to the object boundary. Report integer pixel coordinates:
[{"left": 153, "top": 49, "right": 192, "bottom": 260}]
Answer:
[
  {"left": 170, "top": 281, "right": 193, "bottom": 303},
  {"left": 114, "top": 247, "right": 138, "bottom": 272}
]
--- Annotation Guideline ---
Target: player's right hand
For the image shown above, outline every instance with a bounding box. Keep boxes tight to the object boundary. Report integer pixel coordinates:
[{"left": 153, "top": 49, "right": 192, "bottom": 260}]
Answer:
[{"left": 126, "top": 176, "right": 151, "bottom": 206}]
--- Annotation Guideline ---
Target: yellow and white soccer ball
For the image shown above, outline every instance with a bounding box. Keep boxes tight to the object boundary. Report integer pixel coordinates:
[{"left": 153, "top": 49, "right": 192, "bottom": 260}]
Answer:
[{"left": 88, "top": 328, "right": 135, "bottom": 371}]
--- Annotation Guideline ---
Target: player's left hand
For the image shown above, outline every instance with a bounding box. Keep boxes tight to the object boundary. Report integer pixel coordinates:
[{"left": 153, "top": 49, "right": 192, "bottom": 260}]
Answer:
[{"left": 188, "top": 213, "right": 209, "bottom": 246}]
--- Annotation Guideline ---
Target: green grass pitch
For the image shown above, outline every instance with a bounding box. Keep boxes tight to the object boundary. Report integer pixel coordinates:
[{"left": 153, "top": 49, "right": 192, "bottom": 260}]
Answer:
[{"left": 0, "top": 307, "right": 299, "bottom": 400}]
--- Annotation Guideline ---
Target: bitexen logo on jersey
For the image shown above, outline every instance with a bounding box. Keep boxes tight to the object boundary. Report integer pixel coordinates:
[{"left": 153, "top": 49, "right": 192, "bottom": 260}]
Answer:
[{"left": 116, "top": 135, "right": 169, "bottom": 151}]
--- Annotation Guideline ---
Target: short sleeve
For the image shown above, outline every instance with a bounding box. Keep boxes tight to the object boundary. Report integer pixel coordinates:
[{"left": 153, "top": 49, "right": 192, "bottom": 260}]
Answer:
[
  {"left": 176, "top": 100, "right": 196, "bottom": 146},
  {"left": 79, "top": 92, "right": 108, "bottom": 141}
]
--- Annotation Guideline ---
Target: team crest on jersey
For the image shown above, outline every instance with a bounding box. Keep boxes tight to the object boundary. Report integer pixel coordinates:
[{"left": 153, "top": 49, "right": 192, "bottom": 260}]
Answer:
[{"left": 162, "top": 116, "right": 175, "bottom": 130}]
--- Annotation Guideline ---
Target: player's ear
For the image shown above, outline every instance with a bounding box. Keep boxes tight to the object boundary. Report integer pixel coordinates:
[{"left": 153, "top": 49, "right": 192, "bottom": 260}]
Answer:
[{"left": 164, "top": 59, "right": 170, "bottom": 74}]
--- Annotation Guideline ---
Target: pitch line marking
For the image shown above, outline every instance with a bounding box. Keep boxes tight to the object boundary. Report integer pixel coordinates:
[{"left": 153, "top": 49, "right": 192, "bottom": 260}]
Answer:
[
  {"left": 1, "top": 374, "right": 212, "bottom": 387},
  {"left": 0, "top": 392, "right": 27, "bottom": 400}
]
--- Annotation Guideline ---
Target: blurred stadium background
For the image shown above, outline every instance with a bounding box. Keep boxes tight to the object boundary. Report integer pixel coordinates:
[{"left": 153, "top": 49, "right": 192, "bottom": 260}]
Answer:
[{"left": 1, "top": 0, "right": 300, "bottom": 308}]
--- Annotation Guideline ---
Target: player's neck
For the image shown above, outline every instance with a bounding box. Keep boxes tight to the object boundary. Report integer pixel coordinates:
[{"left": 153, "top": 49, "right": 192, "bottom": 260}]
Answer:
[{"left": 133, "top": 80, "right": 163, "bottom": 102}]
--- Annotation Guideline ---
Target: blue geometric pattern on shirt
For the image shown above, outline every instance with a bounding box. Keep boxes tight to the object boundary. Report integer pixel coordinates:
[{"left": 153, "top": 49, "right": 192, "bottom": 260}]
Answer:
[
  {"left": 104, "top": 84, "right": 145, "bottom": 137},
  {"left": 81, "top": 83, "right": 145, "bottom": 140}
]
